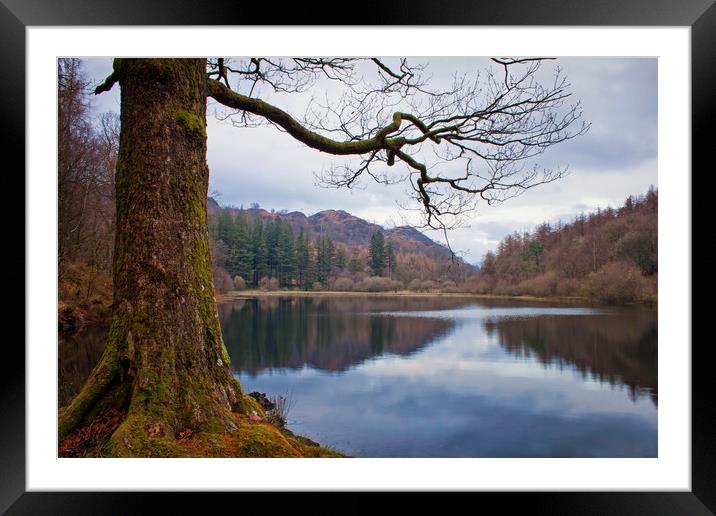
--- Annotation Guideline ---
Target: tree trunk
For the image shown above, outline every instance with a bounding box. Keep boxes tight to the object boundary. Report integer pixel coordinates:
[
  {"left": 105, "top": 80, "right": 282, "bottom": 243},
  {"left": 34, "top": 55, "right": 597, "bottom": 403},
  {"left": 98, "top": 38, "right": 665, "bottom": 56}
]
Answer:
[{"left": 59, "top": 59, "right": 257, "bottom": 456}]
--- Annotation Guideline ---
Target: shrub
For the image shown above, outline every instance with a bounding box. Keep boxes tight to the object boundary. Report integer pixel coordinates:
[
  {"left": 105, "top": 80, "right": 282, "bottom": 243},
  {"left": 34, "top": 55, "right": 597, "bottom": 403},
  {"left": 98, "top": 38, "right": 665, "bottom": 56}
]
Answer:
[
  {"left": 440, "top": 280, "right": 462, "bottom": 293},
  {"left": 582, "top": 261, "right": 646, "bottom": 304},
  {"left": 493, "top": 280, "right": 515, "bottom": 296},
  {"left": 463, "top": 276, "right": 496, "bottom": 294},
  {"left": 554, "top": 277, "right": 581, "bottom": 297},
  {"left": 356, "top": 276, "right": 392, "bottom": 292},
  {"left": 355, "top": 276, "right": 396, "bottom": 292},
  {"left": 258, "top": 276, "right": 280, "bottom": 291},
  {"left": 332, "top": 277, "right": 354, "bottom": 291},
  {"left": 213, "top": 267, "right": 233, "bottom": 293},
  {"left": 514, "top": 271, "right": 559, "bottom": 297},
  {"left": 311, "top": 281, "right": 324, "bottom": 291},
  {"left": 407, "top": 278, "right": 423, "bottom": 292},
  {"left": 233, "top": 275, "right": 246, "bottom": 290},
  {"left": 420, "top": 280, "right": 437, "bottom": 292},
  {"left": 390, "top": 280, "right": 404, "bottom": 292}
]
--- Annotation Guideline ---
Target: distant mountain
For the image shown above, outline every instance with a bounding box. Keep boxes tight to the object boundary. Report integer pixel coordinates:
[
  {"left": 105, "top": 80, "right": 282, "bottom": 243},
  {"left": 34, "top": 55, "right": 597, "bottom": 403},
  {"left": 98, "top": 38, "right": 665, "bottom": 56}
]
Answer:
[{"left": 207, "top": 197, "right": 471, "bottom": 269}]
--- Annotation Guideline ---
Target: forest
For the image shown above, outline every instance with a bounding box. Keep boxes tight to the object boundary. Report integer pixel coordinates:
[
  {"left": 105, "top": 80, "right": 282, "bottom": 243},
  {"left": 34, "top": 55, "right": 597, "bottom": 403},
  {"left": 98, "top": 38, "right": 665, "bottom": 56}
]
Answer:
[
  {"left": 57, "top": 58, "right": 117, "bottom": 329},
  {"left": 210, "top": 210, "right": 356, "bottom": 291},
  {"left": 208, "top": 187, "right": 658, "bottom": 305},
  {"left": 466, "top": 187, "right": 658, "bottom": 304},
  {"left": 208, "top": 206, "right": 456, "bottom": 293}
]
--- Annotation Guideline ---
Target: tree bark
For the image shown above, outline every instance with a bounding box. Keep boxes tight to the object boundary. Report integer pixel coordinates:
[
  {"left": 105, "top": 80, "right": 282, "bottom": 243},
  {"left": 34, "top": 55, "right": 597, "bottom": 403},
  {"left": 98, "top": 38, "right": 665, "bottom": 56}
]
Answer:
[{"left": 59, "top": 59, "right": 257, "bottom": 456}]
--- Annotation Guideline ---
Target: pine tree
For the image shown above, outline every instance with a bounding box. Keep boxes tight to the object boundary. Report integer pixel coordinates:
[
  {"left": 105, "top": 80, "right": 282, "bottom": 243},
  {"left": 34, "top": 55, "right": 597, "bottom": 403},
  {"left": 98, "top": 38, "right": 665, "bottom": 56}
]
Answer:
[
  {"left": 265, "top": 218, "right": 281, "bottom": 278},
  {"left": 315, "top": 236, "right": 335, "bottom": 285},
  {"left": 386, "top": 240, "right": 397, "bottom": 278},
  {"left": 295, "top": 228, "right": 309, "bottom": 288},
  {"left": 277, "top": 220, "right": 296, "bottom": 287},
  {"left": 217, "top": 209, "right": 240, "bottom": 275},
  {"left": 304, "top": 239, "right": 317, "bottom": 289},
  {"left": 216, "top": 209, "right": 233, "bottom": 245},
  {"left": 369, "top": 230, "right": 386, "bottom": 276},
  {"left": 234, "top": 212, "right": 253, "bottom": 281},
  {"left": 251, "top": 219, "right": 268, "bottom": 285},
  {"left": 335, "top": 246, "right": 346, "bottom": 271}
]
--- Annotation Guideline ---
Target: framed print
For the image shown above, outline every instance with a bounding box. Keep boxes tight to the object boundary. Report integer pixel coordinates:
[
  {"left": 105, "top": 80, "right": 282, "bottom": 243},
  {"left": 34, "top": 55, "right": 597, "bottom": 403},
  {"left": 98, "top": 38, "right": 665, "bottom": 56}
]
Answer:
[{"left": 6, "top": 0, "right": 711, "bottom": 513}]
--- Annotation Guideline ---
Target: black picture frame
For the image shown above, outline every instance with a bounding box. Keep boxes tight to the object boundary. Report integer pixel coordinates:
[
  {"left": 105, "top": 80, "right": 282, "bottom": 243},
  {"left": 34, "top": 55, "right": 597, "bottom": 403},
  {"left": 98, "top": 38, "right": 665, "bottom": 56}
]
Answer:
[{"left": 5, "top": 0, "right": 709, "bottom": 513}]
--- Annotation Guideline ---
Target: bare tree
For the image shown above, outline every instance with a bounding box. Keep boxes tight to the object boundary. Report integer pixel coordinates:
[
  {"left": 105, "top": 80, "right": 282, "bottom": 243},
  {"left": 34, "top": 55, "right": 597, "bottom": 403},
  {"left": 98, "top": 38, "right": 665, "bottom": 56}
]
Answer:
[
  {"left": 205, "top": 57, "right": 588, "bottom": 236},
  {"left": 58, "top": 59, "right": 118, "bottom": 273}
]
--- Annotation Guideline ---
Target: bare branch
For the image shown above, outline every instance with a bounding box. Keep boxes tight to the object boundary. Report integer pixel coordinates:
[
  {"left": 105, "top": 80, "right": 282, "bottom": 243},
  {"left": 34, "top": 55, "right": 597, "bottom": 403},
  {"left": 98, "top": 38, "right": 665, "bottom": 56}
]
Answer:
[{"left": 206, "top": 57, "right": 589, "bottom": 239}]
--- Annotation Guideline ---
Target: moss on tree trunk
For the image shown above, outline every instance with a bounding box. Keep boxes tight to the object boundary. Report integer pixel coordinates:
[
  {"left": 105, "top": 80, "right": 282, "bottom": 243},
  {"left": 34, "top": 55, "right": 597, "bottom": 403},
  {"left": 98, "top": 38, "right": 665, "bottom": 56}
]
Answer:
[{"left": 58, "top": 59, "right": 262, "bottom": 457}]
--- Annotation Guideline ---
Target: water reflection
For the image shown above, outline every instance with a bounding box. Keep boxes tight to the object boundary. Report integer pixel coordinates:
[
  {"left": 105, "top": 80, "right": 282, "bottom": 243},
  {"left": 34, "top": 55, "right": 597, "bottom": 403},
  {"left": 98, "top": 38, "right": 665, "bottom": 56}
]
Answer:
[
  {"left": 485, "top": 310, "right": 657, "bottom": 405},
  {"left": 58, "top": 324, "right": 109, "bottom": 407},
  {"left": 222, "top": 296, "right": 657, "bottom": 457},
  {"left": 219, "top": 297, "right": 459, "bottom": 375},
  {"left": 222, "top": 297, "right": 658, "bottom": 407},
  {"left": 57, "top": 295, "right": 658, "bottom": 457}
]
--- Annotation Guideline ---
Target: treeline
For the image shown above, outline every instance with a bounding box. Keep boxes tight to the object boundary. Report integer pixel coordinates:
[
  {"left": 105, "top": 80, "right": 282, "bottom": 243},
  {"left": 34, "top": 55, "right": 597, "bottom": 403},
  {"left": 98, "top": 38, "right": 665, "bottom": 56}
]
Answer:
[
  {"left": 210, "top": 209, "right": 413, "bottom": 292},
  {"left": 58, "top": 58, "right": 119, "bottom": 271},
  {"left": 210, "top": 209, "right": 356, "bottom": 291},
  {"left": 467, "top": 187, "right": 658, "bottom": 303},
  {"left": 58, "top": 58, "right": 118, "bottom": 325}
]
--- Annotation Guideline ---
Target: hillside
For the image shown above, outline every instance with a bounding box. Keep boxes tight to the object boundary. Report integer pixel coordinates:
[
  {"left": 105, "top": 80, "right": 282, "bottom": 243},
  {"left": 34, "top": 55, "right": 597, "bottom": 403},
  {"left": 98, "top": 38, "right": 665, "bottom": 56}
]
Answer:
[
  {"left": 208, "top": 198, "right": 458, "bottom": 263},
  {"left": 467, "top": 187, "right": 658, "bottom": 303},
  {"left": 207, "top": 198, "right": 474, "bottom": 290}
]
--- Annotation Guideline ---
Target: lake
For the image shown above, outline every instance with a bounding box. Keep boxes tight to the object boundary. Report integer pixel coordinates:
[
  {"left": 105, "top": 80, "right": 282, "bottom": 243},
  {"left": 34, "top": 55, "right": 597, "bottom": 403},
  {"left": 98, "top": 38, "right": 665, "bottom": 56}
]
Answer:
[
  {"left": 220, "top": 295, "right": 657, "bottom": 458},
  {"left": 58, "top": 294, "right": 657, "bottom": 458}
]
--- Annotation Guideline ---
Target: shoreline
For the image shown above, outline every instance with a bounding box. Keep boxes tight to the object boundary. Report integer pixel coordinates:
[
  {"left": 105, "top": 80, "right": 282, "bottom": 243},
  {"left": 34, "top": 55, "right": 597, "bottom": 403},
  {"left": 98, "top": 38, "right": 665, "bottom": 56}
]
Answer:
[{"left": 216, "top": 289, "right": 656, "bottom": 307}]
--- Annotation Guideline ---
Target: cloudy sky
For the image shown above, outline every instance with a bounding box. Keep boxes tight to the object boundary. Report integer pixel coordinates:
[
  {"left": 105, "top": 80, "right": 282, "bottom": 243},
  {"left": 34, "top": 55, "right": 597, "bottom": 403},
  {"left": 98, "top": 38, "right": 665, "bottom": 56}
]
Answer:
[{"left": 82, "top": 57, "right": 657, "bottom": 264}]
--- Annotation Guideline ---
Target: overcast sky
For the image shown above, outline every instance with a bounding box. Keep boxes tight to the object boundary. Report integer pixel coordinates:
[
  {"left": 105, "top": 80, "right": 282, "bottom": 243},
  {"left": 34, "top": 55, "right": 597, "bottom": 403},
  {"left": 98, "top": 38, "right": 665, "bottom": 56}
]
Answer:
[{"left": 81, "top": 57, "right": 657, "bottom": 264}]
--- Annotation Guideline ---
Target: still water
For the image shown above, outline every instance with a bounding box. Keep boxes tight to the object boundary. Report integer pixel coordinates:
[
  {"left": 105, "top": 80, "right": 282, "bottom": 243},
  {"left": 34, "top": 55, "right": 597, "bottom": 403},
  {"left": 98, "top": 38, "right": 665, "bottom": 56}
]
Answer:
[{"left": 220, "top": 295, "right": 657, "bottom": 458}]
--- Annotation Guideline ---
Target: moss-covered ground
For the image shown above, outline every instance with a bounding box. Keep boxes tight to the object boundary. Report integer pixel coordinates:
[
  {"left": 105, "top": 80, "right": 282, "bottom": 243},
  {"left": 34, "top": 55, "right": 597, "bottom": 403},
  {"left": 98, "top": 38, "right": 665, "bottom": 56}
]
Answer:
[{"left": 59, "top": 402, "right": 345, "bottom": 458}]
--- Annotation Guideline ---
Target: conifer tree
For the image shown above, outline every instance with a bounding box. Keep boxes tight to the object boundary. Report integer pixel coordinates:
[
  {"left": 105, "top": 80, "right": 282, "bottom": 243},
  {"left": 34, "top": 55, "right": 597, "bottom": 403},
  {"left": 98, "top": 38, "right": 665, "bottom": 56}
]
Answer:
[
  {"left": 386, "top": 240, "right": 397, "bottom": 279},
  {"left": 295, "top": 228, "right": 309, "bottom": 288},
  {"left": 278, "top": 220, "right": 296, "bottom": 286},
  {"left": 369, "top": 231, "right": 386, "bottom": 276},
  {"left": 217, "top": 209, "right": 232, "bottom": 244},
  {"left": 335, "top": 246, "right": 347, "bottom": 271},
  {"left": 251, "top": 219, "right": 268, "bottom": 285},
  {"left": 234, "top": 212, "right": 253, "bottom": 281},
  {"left": 315, "top": 236, "right": 335, "bottom": 285},
  {"left": 265, "top": 218, "right": 281, "bottom": 278},
  {"left": 304, "top": 239, "right": 317, "bottom": 289}
]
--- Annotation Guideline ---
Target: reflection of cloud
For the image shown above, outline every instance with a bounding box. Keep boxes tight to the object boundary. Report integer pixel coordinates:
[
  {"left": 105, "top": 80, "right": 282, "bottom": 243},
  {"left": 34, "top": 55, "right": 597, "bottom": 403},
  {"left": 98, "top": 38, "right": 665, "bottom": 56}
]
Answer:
[
  {"left": 355, "top": 327, "right": 656, "bottom": 419},
  {"left": 224, "top": 299, "right": 658, "bottom": 457},
  {"left": 239, "top": 344, "right": 657, "bottom": 457}
]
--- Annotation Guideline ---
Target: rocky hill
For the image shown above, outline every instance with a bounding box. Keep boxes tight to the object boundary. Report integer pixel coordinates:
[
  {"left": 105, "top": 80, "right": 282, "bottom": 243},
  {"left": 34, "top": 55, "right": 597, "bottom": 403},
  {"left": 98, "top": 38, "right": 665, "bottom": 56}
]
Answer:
[{"left": 208, "top": 197, "right": 466, "bottom": 267}]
